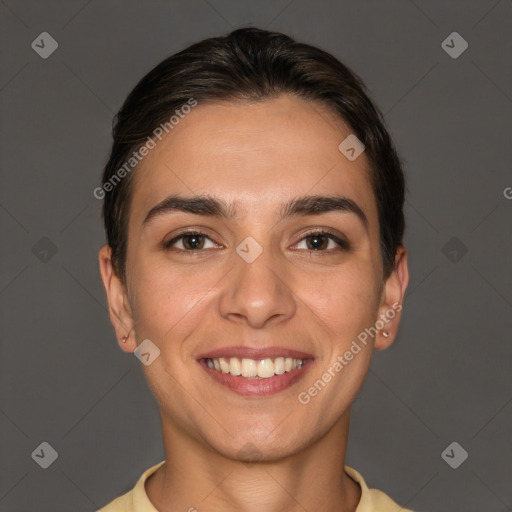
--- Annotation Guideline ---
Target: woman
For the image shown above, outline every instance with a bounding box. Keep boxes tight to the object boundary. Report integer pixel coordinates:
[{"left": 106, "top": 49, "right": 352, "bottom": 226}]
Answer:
[{"left": 97, "top": 27, "right": 411, "bottom": 512}]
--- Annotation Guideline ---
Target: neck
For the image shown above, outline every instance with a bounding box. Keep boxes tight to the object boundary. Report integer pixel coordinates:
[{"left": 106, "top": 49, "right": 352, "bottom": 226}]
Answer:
[{"left": 145, "top": 412, "right": 361, "bottom": 512}]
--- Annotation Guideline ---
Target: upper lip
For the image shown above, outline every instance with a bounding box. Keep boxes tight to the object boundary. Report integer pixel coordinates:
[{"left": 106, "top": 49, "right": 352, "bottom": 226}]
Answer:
[{"left": 196, "top": 346, "right": 314, "bottom": 360}]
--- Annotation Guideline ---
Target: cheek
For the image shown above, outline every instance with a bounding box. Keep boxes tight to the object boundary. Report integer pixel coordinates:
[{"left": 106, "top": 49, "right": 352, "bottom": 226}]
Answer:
[
  {"left": 303, "top": 264, "right": 380, "bottom": 337},
  {"left": 129, "top": 262, "right": 188, "bottom": 334},
  {"left": 129, "top": 259, "right": 220, "bottom": 350},
  {"left": 295, "top": 271, "right": 378, "bottom": 427}
]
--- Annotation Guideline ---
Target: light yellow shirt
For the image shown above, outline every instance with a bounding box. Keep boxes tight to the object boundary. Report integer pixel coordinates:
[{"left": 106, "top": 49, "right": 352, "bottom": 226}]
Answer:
[{"left": 98, "top": 461, "right": 414, "bottom": 512}]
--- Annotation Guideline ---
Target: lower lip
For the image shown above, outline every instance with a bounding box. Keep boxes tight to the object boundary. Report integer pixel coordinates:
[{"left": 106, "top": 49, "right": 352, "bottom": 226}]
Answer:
[{"left": 198, "top": 359, "right": 314, "bottom": 396}]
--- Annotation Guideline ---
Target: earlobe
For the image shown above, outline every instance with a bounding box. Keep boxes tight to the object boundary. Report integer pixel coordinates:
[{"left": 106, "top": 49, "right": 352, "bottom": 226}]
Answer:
[
  {"left": 375, "top": 328, "right": 394, "bottom": 350},
  {"left": 374, "top": 246, "right": 409, "bottom": 351},
  {"left": 98, "top": 245, "right": 136, "bottom": 353}
]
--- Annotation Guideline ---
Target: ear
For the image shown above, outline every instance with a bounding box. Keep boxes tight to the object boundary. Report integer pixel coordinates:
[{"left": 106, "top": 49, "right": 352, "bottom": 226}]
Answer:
[
  {"left": 98, "top": 245, "right": 136, "bottom": 353},
  {"left": 374, "top": 245, "right": 409, "bottom": 350}
]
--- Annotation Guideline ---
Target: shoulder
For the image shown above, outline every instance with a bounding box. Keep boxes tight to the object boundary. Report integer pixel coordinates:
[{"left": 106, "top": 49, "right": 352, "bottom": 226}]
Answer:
[
  {"left": 97, "top": 461, "right": 165, "bottom": 512},
  {"left": 345, "top": 466, "right": 415, "bottom": 512},
  {"left": 97, "top": 492, "right": 131, "bottom": 512}
]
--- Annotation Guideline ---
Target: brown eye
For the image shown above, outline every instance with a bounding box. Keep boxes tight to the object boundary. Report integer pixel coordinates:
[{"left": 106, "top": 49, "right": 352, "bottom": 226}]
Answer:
[
  {"left": 295, "top": 230, "right": 349, "bottom": 251},
  {"left": 164, "top": 231, "right": 216, "bottom": 251},
  {"left": 306, "top": 233, "right": 329, "bottom": 250}
]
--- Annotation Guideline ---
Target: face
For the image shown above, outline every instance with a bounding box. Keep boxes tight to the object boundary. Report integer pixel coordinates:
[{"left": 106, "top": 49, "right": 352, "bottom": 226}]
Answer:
[{"left": 99, "top": 94, "right": 408, "bottom": 461}]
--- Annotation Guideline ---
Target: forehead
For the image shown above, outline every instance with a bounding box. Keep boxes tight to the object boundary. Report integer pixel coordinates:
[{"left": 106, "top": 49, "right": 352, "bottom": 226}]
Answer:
[{"left": 129, "top": 94, "right": 378, "bottom": 228}]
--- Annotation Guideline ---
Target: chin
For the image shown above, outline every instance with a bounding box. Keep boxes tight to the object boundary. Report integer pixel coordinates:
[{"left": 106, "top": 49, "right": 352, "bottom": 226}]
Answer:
[{"left": 204, "top": 419, "right": 313, "bottom": 463}]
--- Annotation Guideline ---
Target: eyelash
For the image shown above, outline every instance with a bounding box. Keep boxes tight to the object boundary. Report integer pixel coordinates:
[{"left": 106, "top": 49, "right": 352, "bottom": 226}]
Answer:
[{"left": 162, "top": 229, "right": 350, "bottom": 253}]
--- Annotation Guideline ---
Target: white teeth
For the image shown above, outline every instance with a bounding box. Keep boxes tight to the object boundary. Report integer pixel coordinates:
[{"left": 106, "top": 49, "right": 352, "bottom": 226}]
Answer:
[
  {"left": 229, "top": 357, "right": 241, "bottom": 376},
  {"left": 219, "top": 357, "right": 230, "bottom": 373},
  {"left": 274, "top": 357, "right": 285, "bottom": 375},
  {"left": 206, "top": 356, "right": 306, "bottom": 378},
  {"left": 241, "top": 358, "right": 258, "bottom": 377},
  {"left": 257, "top": 358, "right": 274, "bottom": 378}
]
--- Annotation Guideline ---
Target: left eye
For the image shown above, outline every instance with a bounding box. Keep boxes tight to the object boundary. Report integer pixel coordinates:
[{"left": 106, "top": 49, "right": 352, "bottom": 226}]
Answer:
[{"left": 294, "top": 231, "right": 348, "bottom": 251}]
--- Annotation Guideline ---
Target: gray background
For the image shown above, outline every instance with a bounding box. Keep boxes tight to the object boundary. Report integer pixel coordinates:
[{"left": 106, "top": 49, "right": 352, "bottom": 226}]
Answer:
[{"left": 1, "top": 1, "right": 511, "bottom": 511}]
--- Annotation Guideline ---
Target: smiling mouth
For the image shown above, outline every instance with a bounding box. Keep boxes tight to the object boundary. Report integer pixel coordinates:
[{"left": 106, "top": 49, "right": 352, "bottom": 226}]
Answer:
[
  {"left": 202, "top": 356, "right": 308, "bottom": 379},
  {"left": 197, "top": 346, "right": 315, "bottom": 396}
]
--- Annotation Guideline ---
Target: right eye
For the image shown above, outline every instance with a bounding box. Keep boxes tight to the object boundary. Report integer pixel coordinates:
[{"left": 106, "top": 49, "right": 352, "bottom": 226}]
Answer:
[{"left": 163, "top": 231, "right": 219, "bottom": 252}]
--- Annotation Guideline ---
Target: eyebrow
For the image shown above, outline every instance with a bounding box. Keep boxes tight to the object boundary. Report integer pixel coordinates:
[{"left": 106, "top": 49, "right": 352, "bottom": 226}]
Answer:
[{"left": 142, "top": 194, "right": 368, "bottom": 231}]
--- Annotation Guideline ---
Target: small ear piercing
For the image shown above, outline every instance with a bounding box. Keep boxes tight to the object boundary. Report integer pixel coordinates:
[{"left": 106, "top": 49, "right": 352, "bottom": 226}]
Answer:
[
  {"left": 121, "top": 334, "right": 129, "bottom": 343},
  {"left": 381, "top": 330, "right": 390, "bottom": 338}
]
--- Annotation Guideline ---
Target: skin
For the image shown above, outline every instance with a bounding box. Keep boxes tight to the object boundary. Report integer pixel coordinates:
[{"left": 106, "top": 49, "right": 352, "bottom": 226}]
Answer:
[{"left": 99, "top": 94, "right": 409, "bottom": 512}]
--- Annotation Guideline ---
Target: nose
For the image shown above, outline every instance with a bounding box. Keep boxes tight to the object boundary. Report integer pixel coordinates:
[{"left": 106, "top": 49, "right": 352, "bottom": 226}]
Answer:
[{"left": 218, "top": 241, "right": 297, "bottom": 329}]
